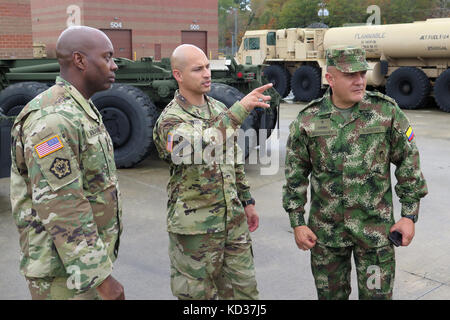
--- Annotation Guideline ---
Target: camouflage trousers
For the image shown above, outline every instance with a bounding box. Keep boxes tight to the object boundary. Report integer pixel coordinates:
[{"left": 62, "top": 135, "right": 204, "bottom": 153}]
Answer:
[
  {"left": 310, "top": 243, "right": 395, "bottom": 300},
  {"left": 168, "top": 220, "right": 258, "bottom": 300},
  {"left": 25, "top": 276, "right": 101, "bottom": 300}
]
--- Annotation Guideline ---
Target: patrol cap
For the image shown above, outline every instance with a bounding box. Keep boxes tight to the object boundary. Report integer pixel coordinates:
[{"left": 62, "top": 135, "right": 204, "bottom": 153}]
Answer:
[{"left": 326, "top": 45, "right": 371, "bottom": 72}]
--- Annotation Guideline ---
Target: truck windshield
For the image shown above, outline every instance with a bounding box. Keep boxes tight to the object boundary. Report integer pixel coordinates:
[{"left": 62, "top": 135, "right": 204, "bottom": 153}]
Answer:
[
  {"left": 267, "top": 32, "right": 276, "bottom": 45},
  {"left": 244, "top": 37, "right": 260, "bottom": 50}
]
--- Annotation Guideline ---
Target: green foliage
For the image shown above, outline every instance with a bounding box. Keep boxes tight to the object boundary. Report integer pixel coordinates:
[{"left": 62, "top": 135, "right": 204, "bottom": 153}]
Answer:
[{"left": 277, "top": 0, "right": 322, "bottom": 28}]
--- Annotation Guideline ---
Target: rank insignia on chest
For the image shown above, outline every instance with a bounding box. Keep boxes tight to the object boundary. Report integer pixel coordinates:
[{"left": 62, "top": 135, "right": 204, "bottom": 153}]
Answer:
[
  {"left": 50, "top": 157, "right": 71, "bottom": 179},
  {"left": 313, "top": 119, "right": 331, "bottom": 131},
  {"left": 405, "top": 126, "right": 414, "bottom": 142},
  {"left": 167, "top": 132, "right": 174, "bottom": 152},
  {"left": 34, "top": 135, "right": 64, "bottom": 158}
]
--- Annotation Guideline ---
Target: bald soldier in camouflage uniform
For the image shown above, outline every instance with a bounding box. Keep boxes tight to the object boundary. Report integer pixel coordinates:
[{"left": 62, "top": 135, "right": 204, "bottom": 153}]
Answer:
[
  {"left": 283, "top": 46, "right": 428, "bottom": 299},
  {"left": 154, "top": 44, "right": 273, "bottom": 300},
  {"left": 10, "top": 26, "right": 124, "bottom": 300}
]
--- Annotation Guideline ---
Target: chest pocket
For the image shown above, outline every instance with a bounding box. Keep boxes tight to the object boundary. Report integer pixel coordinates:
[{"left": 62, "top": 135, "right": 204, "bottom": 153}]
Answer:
[
  {"left": 308, "top": 119, "right": 339, "bottom": 173},
  {"left": 359, "top": 126, "right": 389, "bottom": 174},
  {"left": 82, "top": 124, "right": 114, "bottom": 192}
]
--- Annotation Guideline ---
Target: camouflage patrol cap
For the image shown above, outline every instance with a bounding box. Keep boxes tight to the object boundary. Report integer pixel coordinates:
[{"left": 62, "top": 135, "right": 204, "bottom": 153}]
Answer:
[{"left": 326, "top": 45, "right": 371, "bottom": 72}]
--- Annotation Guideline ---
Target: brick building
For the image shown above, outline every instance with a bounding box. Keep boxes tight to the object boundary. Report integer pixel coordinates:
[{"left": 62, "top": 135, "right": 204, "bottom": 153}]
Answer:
[
  {"left": 0, "top": 0, "right": 34, "bottom": 59},
  {"left": 31, "top": 0, "right": 219, "bottom": 60}
]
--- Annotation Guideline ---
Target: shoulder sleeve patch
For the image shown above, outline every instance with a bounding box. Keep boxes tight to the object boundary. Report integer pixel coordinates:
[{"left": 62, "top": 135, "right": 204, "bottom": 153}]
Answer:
[
  {"left": 405, "top": 126, "right": 415, "bottom": 142},
  {"left": 30, "top": 130, "right": 80, "bottom": 191},
  {"left": 34, "top": 135, "right": 64, "bottom": 158},
  {"left": 49, "top": 157, "right": 72, "bottom": 179}
]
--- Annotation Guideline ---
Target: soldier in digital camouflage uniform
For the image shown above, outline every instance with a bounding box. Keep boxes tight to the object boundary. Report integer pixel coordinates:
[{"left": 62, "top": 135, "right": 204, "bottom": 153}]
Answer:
[
  {"left": 282, "top": 46, "right": 428, "bottom": 299},
  {"left": 10, "top": 26, "right": 125, "bottom": 300},
  {"left": 153, "top": 44, "right": 273, "bottom": 300}
]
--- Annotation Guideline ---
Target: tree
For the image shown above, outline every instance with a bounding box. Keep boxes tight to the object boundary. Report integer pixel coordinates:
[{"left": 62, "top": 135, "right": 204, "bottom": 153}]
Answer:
[
  {"left": 376, "top": 0, "right": 444, "bottom": 23},
  {"left": 278, "top": 0, "right": 323, "bottom": 28},
  {"left": 219, "top": 0, "right": 252, "bottom": 53},
  {"left": 326, "top": 0, "right": 369, "bottom": 27}
]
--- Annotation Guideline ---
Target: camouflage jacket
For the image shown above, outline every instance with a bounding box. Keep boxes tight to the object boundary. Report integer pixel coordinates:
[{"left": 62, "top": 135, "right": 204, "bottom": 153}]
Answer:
[
  {"left": 282, "top": 89, "right": 428, "bottom": 248},
  {"left": 10, "top": 77, "right": 122, "bottom": 292},
  {"left": 153, "top": 90, "right": 252, "bottom": 235}
]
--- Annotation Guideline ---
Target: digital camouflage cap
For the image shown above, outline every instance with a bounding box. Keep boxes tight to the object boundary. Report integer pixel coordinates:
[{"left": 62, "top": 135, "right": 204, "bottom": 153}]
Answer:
[{"left": 326, "top": 45, "right": 371, "bottom": 72}]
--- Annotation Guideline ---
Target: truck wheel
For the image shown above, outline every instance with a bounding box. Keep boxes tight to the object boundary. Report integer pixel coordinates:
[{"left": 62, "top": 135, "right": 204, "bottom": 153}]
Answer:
[
  {"left": 92, "top": 84, "right": 158, "bottom": 168},
  {"left": 434, "top": 68, "right": 450, "bottom": 112},
  {"left": 207, "top": 83, "right": 257, "bottom": 158},
  {"left": 0, "top": 82, "right": 49, "bottom": 116},
  {"left": 385, "top": 67, "right": 431, "bottom": 109},
  {"left": 263, "top": 65, "right": 291, "bottom": 98},
  {"left": 291, "top": 65, "right": 322, "bottom": 102}
]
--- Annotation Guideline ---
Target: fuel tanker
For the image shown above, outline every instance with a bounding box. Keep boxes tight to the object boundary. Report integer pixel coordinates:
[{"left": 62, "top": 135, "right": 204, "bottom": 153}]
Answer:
[{"left": 236, "top": 18, "right": 450, "bottom": 112}]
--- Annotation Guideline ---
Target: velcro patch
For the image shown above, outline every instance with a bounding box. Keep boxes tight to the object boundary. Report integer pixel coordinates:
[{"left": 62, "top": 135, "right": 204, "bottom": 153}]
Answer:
[
  {"left": 313, "top": 119, "right": 331, "bottom": 131},
  {"left": 34, "top": 135, "right": 64, "bottom": 158},
  {"left": 310, "top": 129, "right": 337, "bottom": 137},
  {"left": 405, "top": 126, "right": 414, "bottom": 142},
  {"left": 166, "top": 132, "right": 174, "bottom": 152},
  {"left": 50, "top": 157, "right": 72, "bottom": 179},
  {"left": 360, "top": 126, "right": 386, "bottom": 135}
]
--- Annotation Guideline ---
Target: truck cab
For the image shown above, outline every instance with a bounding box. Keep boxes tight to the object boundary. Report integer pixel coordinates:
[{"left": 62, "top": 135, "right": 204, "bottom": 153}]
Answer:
[{"left": 236, "top": 30, "right": 276, "bottom": 65}]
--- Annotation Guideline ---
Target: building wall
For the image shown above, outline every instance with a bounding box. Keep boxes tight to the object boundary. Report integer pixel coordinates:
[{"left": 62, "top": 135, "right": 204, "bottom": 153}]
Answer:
[
  {"left": 30, "top": 0, "right": 218, "bottom": 60},
  {"left": 0, "top": 0, "right": 33, "bottom": 58},
  {"left": 31, "top": 0, "right": 84, "bottom": 58}
]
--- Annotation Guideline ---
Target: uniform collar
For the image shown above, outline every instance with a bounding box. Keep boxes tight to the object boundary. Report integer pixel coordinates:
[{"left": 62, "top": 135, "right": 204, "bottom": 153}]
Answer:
[
  {"left": 175, "top": 90, "right": 215, "bottom": 119},
  {"left": 319, "top": 88, "right": 372, "bottom": 124},
  {"left": 56, "top": 76, "right": 101, "bottom": 123}
]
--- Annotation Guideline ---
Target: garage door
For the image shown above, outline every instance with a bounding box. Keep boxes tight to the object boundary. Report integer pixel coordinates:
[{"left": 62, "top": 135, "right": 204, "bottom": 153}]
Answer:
[
  {"left": 181, "top": 31, "right": 207, "bottom": 55},
  {"left": 100, "top": 29, "right": 132, "bottom": 59}
]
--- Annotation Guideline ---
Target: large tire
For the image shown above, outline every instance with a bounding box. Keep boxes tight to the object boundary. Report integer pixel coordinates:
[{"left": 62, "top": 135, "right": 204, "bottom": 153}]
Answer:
[
  {"left": 385, "top": 67, "right": 431, "bottom": 109},
  {"left": 91, "top": 84, "right": 158, "bottom": 168},
  {"left": 0, "top": 82, "right": 49, "bottom": 116},
  {"left": 207, "top": 83, "right": 257, "bottom": 158},
  {"left": 263, "top": 64, "right": 291, "bottom": 98},
  {"left": 0, "top": 82, "right": 48, "bottom": 180},
  {"left": 434, "top": 68, "right": 450, "bottom": 112},
  {"left": 291, "top": 65, "right": 322, "bottom": 102}
]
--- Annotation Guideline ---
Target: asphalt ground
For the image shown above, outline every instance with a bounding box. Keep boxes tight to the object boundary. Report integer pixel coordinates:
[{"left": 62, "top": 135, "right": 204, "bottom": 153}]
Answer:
[{"left": 1, "top": 101, "right": 449, "bottom": 300}]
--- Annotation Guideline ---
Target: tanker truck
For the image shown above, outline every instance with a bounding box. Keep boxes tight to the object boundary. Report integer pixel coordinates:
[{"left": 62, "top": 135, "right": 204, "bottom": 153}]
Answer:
[
  {"left": 0, "top": 57, "right": 281, "bottom": 178},
  {"left": 235, "top": 18, "right": 450, "bottom": 112}
]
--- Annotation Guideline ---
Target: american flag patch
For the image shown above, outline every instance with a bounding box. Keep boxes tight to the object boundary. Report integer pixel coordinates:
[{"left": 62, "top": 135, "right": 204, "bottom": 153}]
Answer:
[
  {"left": 34, "top": 135, "right": 64, "bottom": 158},
  {"left": 405, "top": 126, "right": 414, "bottom": 142},
  {"left": 166, "top": 132, "right": 173, "bottom": 152}
]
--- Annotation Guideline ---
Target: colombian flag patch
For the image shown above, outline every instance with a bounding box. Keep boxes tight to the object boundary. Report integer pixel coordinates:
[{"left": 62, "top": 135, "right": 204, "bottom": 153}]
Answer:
[
  {"left": 166, "top": 132, "right": 174, "bottom": 152},
  {"left": 405, "top": 126, "right": 414, "bottom": 142}
]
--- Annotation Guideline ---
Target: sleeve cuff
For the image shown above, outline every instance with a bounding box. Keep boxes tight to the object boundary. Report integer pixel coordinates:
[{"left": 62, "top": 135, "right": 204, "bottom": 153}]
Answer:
[
  {"left": 228, "top": 101, "right": 250, "bottom": 125},
  {"left": 289, "top": 211, "right": 306, "bottom": 228},
  {"left": 239, "top": 190, "right": 252, "bottom": 203},
  {"left": 401, "top": 201, "right": 420, "bottom": 217}
]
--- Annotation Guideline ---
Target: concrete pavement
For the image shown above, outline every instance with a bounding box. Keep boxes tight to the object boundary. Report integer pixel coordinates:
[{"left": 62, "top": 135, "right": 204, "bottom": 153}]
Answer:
[{"left": 1, "top": 101, "right": 449, "bottom": 300}]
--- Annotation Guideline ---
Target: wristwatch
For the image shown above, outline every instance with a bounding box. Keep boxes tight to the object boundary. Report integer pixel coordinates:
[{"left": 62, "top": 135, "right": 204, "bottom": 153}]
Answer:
[
  {"left": 242, "top": 198, "right": 255, "bottom": 207},
  {"left": 403, "top": 214, "right": 418, "bottom": 223}
]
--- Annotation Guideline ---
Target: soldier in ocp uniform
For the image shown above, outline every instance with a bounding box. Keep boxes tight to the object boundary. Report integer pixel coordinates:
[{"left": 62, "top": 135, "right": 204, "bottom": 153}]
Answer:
[
  {"left": 153, "top": 44, "right": 273, "bottom": 299},
  {"left": 10, "top": 26, "right": 125, "bottom": 300},
  {"left": 282, "top": 46, "right": 428, "bottom": 299}
]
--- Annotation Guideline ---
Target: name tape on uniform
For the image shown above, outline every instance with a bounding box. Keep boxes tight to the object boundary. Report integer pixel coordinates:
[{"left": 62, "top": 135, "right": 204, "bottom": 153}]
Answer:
[{"left": 34, "top": 135, "right": 64, "bottom": 158}]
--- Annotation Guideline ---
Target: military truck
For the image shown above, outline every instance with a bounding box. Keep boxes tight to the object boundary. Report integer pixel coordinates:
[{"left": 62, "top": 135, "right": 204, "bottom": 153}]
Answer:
[
  {"left": 236, "top": 18, "right": 450, "bottom": 112},
  {"left": 0, "top": 57, "right": 281, "bottom": 178}
]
